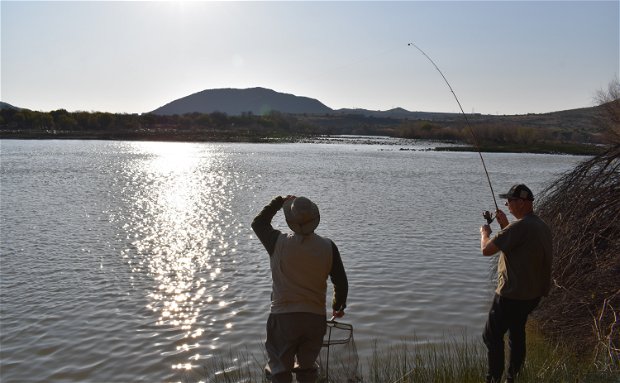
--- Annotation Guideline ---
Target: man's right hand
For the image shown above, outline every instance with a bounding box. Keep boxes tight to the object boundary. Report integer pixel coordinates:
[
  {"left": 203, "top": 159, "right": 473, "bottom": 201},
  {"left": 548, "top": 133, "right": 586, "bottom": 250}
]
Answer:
[
  {"left": 332, "top": 310, "right": 345, "bottom": 319},
  {"left": 495, "top": 209, "right": 509, "bottom": 229}
]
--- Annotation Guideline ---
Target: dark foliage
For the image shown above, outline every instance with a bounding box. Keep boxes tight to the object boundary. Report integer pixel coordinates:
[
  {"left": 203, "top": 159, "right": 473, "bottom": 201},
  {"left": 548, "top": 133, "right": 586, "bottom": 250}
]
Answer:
[
  {"left": 0, "top": 102, "right": 612, "bottom": 154},
  {"left": 0, "top": 109, "right": 324, "bottom": 141},
  {"left": 535, "top": 144, "right": 620, "bottom": 369}
]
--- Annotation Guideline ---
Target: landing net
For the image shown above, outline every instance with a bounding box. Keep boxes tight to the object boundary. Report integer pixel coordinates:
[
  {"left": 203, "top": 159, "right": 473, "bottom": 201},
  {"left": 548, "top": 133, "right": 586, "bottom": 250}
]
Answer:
[{"left": 317, "top": 320, "right": 361, "bottom": 382}]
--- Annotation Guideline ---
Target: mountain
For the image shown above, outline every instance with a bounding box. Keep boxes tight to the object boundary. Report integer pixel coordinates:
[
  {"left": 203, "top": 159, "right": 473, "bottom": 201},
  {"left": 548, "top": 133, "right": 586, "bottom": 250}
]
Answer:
[
  {"left": 150, "top": 87, "right": 469, "bottom": 119},
  {"left": 150, "top": 87, "right": 472, "bottom": 120},
  {"left": 150, "top": 87, "right": 333, "bottom": 116},
  {"left": 0, "top": 102, "right": 19, "bottom": 110}
]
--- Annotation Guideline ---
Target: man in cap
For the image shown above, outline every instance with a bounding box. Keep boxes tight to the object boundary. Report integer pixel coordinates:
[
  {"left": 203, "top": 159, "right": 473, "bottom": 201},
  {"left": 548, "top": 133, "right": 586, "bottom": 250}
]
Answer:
[
  {"left": 479, "top": 184, "right": 552, "bottom": 383},
  {"left": 252, "top": 195, "right": 348, "bottom": 383}
]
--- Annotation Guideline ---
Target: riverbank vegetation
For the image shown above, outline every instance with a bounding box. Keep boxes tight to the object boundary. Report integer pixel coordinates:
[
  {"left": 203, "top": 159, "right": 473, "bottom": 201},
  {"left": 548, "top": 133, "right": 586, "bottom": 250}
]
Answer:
[
  {"left": 534, "top": 146, "right": 620, "bottom": 371},
  {"left": 533, "top": 83, "right": 619, "bottom": 375},
  {"left": 353, "top": 326, "right": 615, "bottom": 382},
  {"left": 183, "top": 328, "right": 616, "bottom": 382},
  {"left": 529, "top": 79, "right": 619, "bottom": 379},
  {"left": 1, "top": 99, "right": 614, "bottom": 155}
]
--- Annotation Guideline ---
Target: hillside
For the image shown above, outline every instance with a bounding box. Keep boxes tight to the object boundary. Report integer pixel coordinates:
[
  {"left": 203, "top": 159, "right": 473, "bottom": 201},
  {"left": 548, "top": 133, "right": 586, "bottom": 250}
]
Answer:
[
  {"left": 150, "top": 87, "right": 332, "bottom": 116},
  {"left": 149, "top": 87, "right": 465, "bottom": 119},
  {"left": 0, "top": 102, "right": 19, "bottom": 110}
]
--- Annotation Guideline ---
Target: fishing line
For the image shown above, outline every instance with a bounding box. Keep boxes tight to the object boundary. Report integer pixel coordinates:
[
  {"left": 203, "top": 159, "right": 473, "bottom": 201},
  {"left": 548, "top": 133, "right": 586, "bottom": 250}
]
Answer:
[{"left": 408, "top": 42, "right": 499, "bottom": 215}]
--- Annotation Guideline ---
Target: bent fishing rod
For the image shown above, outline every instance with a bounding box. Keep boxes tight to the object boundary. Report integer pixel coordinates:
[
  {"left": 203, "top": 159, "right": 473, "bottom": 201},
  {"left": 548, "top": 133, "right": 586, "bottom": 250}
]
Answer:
[{"left": 408, "top": 42, "right": 499, "bottom": 223}]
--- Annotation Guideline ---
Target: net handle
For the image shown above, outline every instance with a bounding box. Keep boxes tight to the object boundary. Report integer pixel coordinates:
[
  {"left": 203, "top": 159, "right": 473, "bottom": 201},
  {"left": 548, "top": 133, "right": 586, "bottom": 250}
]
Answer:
[{"left": 323, "top": 319, "right": 353, "bottom": 345}]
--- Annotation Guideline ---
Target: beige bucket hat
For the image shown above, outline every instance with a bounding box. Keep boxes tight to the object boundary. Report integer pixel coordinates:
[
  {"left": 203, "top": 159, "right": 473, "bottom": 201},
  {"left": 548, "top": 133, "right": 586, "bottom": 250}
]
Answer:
[{"left": 283, "top": 196, "right": 320, "bottom": 235}]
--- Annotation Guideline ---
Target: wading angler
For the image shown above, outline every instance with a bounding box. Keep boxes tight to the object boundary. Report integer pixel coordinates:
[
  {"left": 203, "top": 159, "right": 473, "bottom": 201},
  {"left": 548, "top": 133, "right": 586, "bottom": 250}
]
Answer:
[{"left": 252, "top": 195, "right": 349, "bottom": 383}]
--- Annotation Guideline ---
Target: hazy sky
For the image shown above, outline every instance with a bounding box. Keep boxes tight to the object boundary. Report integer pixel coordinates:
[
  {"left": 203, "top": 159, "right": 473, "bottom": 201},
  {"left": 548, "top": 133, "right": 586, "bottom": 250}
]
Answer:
[{"left": 1, "top": 1, "right": 618, "bottom": 115}]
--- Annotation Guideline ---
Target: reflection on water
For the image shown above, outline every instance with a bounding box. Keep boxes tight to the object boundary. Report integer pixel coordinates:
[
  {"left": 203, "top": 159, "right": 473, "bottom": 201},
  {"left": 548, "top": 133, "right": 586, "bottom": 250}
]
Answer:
[{"left": 114, "top": 142, "right": 243, "bottom": 373}]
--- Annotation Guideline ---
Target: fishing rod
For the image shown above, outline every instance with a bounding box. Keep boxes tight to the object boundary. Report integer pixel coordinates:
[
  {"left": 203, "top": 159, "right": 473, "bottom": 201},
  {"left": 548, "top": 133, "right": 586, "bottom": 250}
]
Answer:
[{"left": 407, "top": 42, "right": 499, "bottom": 223}]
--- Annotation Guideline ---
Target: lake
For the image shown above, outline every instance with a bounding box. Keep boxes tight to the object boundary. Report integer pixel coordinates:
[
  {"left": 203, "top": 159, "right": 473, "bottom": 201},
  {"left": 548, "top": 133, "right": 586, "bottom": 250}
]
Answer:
[{"left": 0, "top": 138, "right": 586, "bottom": 382}]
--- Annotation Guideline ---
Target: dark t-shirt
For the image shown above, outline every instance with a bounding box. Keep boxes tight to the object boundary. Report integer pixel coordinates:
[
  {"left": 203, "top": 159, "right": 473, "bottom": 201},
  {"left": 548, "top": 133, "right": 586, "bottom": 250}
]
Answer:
[{"left": 492, "top": 213, "right": 553, "bottom": 300}]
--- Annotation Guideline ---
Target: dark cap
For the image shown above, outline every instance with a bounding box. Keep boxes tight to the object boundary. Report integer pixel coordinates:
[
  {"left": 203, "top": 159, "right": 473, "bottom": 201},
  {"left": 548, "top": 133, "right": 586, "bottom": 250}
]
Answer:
[{"left": 499, "top": 184, "right": 534, "bottom": 201}]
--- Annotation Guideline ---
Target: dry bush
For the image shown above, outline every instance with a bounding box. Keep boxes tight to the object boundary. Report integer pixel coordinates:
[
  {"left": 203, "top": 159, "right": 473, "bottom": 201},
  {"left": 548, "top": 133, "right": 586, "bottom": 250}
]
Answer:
[
  {"left": 535, "top": 144, "right": 620, "bottom": 369},
  {"left": 594, "top": 77, "right": 620, "bottom": 144}
]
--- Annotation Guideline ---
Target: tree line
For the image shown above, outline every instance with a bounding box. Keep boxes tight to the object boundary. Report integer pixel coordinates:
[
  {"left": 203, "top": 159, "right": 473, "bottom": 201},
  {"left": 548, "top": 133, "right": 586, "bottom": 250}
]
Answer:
[
  {"left": 0, "top": 108, "right": 310, "bottom": 135},
  {"left": 1, "top": 99, "right": 616, "bottom": 154}
]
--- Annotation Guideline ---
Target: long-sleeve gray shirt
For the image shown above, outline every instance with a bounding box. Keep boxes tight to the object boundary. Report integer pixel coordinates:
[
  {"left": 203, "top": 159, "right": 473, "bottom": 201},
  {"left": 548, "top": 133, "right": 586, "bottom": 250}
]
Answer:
[{"left": 252, "top": 196, "right": 348, "bottom": 314}]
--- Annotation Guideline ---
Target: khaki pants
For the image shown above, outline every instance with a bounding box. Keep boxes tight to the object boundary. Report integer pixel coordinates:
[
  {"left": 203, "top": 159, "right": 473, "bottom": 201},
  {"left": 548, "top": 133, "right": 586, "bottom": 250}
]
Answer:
[{"left": 265, "top": 312, "right": 326, "bottom": 383}]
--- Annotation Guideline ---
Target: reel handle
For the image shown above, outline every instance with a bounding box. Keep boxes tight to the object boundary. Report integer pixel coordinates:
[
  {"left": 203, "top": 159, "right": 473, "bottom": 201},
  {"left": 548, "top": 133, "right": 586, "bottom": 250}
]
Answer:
[{"left": 483, "top": 210, "right": 494, "bottom": 225}]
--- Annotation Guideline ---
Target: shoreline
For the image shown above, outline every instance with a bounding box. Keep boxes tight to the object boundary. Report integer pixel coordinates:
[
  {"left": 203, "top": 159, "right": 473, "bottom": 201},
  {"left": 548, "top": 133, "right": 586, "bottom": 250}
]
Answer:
[{"left": 0, "top": 133, "right": 602, "bottom": 155}]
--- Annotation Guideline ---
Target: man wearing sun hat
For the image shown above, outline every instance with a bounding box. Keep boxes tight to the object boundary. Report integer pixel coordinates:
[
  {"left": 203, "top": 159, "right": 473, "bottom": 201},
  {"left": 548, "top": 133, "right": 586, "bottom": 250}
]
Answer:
[
  {"left": 252, "top": 195, "right": 348, "bottom": 383},
  {"left": 479, "top": 183, "right": 553, "bottom": 383}
]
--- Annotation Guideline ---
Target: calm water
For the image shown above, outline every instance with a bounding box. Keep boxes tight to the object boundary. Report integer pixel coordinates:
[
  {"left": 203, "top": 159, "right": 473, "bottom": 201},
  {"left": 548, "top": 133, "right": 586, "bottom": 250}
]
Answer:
[{"left": 0, "top": 139, "right": 586, "bottom": 382}]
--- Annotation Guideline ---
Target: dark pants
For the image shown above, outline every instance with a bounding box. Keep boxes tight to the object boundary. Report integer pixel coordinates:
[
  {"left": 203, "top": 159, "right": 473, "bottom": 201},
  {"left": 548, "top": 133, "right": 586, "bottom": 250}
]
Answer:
[
  {"left": 265, "top": 312, "right": 326, "bottom": 383},
  {"left": 483, "top": 294, "right": 540, "bottom": 383}
]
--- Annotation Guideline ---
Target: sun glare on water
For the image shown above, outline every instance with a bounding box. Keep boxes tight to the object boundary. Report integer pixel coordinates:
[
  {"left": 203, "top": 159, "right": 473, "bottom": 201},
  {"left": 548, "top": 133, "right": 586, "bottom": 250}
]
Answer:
[{"left": 118, "top": 141, "right": 240, "bottom": 376}]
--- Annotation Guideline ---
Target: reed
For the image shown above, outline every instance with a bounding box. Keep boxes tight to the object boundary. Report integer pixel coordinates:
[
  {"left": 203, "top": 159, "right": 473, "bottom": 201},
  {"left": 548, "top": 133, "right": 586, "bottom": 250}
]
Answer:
[
  {"left": 187, "top": 330, "right": 617, "bottom": 383},
  {"left": 366, "top": 335, "right": 485, "bottom": 383},
  {"left": 377, "top": 330, "right": 615, "bottom": 383}
]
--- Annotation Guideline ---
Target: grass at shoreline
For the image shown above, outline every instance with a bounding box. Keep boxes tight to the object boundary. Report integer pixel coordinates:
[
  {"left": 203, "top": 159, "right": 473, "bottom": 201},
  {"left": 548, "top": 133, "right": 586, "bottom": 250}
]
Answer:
[{"left": 182, "top": 329, "right": 617, "bottom": 383}]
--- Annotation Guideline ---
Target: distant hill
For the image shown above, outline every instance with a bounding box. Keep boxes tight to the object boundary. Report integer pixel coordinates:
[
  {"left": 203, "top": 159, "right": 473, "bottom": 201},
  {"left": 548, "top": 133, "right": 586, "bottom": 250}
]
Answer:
[
  {"left": 150, "top": 87, "right": 333, "bottom": 116},
  {"left": 335, "top": 107, "right": 461, "bottom": 120},
  {"left": 150, "top": 87, "right": 462, "bottom": 119},
  {"left": 146, "top": 87, "right": 612, "bottom": 146},
  {"left": 0, "top": 102, "right": 19, "bottom": 110}
]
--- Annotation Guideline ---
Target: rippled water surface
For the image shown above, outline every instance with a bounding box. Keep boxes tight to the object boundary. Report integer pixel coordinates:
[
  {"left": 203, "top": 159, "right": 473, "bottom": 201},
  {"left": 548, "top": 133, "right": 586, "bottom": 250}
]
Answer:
[{"left": 0, "top": 139, "right": 586, "bottom": 382}]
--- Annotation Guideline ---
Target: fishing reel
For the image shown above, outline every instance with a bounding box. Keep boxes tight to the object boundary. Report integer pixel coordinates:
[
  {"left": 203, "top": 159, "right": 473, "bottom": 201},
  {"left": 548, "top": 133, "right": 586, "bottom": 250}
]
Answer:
[{"left": 482, "top": 210, "right": 495, "bottom": 225}]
